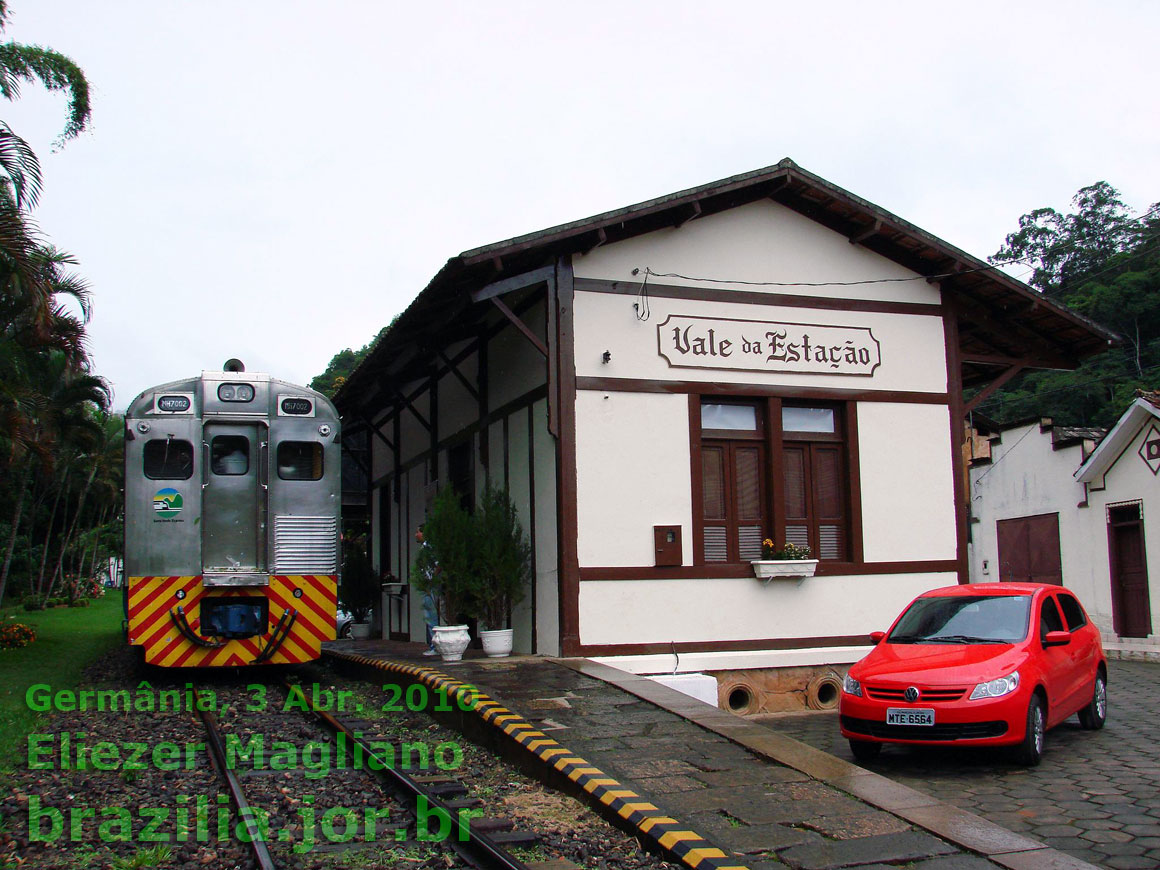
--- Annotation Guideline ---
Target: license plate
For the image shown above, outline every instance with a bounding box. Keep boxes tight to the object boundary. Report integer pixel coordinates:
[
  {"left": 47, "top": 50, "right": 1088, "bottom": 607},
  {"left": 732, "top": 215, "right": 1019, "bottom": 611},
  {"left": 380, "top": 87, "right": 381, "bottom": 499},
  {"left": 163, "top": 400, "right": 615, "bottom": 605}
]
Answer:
[{"left": 887, "top": 708, "right": 935, "bottom": 726}]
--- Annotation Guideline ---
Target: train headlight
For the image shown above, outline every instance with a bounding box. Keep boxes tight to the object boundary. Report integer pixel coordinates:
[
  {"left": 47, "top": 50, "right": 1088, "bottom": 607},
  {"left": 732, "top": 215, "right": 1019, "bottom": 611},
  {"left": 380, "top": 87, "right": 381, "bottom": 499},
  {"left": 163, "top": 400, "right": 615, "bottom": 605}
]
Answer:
[
  {"left": 136, "top": 422, "right": 151, "bottom": 433},
  {"left": 318, "top": 424, "right": 332, "bottom": 437},
  {"left": 175, "top": 589, "right": 186, "bottom": 600}
]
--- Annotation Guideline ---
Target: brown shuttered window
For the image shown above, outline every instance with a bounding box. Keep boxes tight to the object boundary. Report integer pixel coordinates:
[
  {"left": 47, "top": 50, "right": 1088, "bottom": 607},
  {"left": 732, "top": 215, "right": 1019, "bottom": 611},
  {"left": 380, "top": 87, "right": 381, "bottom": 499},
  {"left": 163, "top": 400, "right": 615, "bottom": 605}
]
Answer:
[{"left": 696, "top": 399, "right": 852, "bottom": 565}]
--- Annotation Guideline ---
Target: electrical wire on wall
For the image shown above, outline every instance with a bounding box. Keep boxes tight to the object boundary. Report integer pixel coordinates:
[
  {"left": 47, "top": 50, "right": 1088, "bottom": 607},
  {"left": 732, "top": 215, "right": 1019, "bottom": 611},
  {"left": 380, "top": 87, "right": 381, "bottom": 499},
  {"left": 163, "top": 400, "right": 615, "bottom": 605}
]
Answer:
[{"left": 630, "top": 267, "right": 650, "bottom": 321}]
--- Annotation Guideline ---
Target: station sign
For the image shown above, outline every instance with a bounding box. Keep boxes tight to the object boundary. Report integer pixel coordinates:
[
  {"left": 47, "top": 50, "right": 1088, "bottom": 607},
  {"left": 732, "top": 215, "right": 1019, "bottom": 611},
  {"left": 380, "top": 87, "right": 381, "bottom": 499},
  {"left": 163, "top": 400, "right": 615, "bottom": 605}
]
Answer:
[{"left": 657, "top": 314, "right": 881, "bottom": 376}]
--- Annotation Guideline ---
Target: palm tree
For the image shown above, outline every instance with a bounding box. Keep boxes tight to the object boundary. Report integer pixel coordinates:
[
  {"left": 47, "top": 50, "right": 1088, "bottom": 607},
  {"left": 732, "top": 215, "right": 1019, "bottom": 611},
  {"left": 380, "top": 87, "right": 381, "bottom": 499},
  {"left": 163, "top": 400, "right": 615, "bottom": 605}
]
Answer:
[
  {"left": 0, "top": 1, "right": 91, "bottom": 148},
  {"left": 0, "top": 348, "right": 108, "bottom": 605}
]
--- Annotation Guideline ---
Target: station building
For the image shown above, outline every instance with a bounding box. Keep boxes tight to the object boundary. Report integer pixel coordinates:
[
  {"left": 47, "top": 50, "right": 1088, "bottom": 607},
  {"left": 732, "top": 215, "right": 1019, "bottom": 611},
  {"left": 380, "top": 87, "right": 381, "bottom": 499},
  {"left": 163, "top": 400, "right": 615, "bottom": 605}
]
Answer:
[{"left": 335, "top": 159, "right": 1113, "bottom": 711}]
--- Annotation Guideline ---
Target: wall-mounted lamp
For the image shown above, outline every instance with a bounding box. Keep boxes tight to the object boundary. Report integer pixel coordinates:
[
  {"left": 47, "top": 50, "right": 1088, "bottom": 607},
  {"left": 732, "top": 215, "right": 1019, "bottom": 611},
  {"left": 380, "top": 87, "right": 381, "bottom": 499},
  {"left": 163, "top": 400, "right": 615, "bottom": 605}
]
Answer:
[{"left": 602, "top": 351, "right": 612, "bottom": 364}]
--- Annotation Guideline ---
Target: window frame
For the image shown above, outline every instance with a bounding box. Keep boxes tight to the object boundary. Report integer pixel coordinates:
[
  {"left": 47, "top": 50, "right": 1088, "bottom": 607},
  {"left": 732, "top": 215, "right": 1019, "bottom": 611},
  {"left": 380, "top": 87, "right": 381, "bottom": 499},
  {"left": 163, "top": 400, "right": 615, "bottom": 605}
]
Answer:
[
  {"left": 276, "top": 440, "right": 324, "bottom": 481},
  {"left": 691, "top": 394, "right": 862, "bottom": 569},
  {"left": 143, "top": 438, "right": 195, "bottom": 481}
]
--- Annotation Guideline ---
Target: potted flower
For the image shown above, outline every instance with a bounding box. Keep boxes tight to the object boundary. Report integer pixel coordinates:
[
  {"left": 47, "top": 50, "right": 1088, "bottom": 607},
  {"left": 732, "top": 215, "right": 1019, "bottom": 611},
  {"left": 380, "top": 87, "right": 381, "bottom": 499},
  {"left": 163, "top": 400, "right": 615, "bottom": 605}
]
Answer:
[
  {"left": 340, "top": 535, "right": 378, "bottom": 638},
  {"left": 752, "top": 539, "right": 819, "bottom": 581},
  {"left": 411, "top": 487, "right": 477, "bottom": 661},
  {"left": 467, "top": 484, "right": 531, "bottom": 658}
]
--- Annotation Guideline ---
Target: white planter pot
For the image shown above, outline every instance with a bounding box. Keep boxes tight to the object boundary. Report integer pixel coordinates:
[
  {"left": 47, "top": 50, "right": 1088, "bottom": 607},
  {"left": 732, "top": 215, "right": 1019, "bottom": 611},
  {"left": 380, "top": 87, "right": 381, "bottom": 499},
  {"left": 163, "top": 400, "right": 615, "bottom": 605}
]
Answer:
[
  {"left": 349, "top": 622, "right": 373, "bottom": 640},
  {"left": 751, "top": 559, "right": 819, "bottom": 581},
  {"left": 432, "top": 624, "right": 471, "bottom": 662},
  {"left": 479, "top": 628, "right": 514, "bottom": 658}
]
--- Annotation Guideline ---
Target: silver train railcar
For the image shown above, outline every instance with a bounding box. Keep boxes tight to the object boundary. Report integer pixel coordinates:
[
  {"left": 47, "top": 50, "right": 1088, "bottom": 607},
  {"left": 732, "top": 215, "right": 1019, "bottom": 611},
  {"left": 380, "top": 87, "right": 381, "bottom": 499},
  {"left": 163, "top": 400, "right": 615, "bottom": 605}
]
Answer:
[{"left": 123, "top": 362, "right": 341, "bottom": 666}]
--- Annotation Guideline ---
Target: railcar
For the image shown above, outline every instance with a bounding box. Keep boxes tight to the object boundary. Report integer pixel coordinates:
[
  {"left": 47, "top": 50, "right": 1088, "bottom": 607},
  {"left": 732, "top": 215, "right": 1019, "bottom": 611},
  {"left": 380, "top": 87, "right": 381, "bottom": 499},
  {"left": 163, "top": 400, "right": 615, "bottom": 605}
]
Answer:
[{"left": 123, "top": 360, "right": 341, "bottom": 667}]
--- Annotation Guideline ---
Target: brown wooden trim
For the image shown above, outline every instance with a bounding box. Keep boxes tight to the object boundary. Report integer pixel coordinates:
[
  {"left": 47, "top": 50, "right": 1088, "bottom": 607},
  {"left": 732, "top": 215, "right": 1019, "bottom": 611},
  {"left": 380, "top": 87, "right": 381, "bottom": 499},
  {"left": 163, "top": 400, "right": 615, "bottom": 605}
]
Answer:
[
  {"left": 766, "top": 396, "right": 785, "bottom": 547},
  {"left": 573, "top": 634, "right": 872, "bottom": 657},
  {"left": 556, "top": 257, "right": 582, "bottom": 656},
  {"left": 527, "top": 402, "right": 537, "bottom": 653},
  {"left": 546, "top": 276, "right": 560, "bottom": 437},
  {"left": 576, "top": 376, "right": 949, "bottom": 405},
  {"left": 963, "top": 362, "right": 1028, "bottom": 415},
  {"left": 491, "top": 295, "right": 549, "bottom": 358},
  {"left": 370, "top": 384, "right": 548, "bottom": 487},
  {"left": 845, "top": 402, "right": 865, "bottom": 564},
  {"left": 689, "top": 394, "right": 704, "bottom": 566},
  {"left": 574, "top": 277, "right": 945, "bottom": 317},
  {"left": 943, "top": 295, "right": 970, "bottom": 584},
  {"left": 577, "top": 559, "right": 959, "bottom": 580}
]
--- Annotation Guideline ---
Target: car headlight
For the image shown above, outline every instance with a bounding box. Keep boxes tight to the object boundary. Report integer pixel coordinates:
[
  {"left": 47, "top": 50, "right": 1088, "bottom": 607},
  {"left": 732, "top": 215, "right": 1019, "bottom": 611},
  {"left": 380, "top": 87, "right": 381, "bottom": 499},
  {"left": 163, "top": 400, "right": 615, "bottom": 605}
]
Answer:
[
  {"left": 969, "top": 671, "right": 1020, "bottom": 700},
  {"left": 843, "top": 674, "right": 862, "bottom": 697}
]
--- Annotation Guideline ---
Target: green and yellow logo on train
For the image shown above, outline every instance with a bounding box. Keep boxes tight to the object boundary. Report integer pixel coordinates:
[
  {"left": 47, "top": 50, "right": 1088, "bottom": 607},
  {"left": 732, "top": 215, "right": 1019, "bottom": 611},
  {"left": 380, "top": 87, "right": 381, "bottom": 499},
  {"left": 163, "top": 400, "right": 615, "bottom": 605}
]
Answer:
[{"left": 153, "top": 488, "right": 183, "bottom": 518}]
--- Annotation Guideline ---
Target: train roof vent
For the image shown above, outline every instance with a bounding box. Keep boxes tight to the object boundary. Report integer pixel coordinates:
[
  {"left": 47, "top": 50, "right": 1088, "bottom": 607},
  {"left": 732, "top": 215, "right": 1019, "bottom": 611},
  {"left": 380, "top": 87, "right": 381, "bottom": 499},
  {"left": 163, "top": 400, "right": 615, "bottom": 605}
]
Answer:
[{"left": 273, "top": 516, "right": 338, "bottom": 573}]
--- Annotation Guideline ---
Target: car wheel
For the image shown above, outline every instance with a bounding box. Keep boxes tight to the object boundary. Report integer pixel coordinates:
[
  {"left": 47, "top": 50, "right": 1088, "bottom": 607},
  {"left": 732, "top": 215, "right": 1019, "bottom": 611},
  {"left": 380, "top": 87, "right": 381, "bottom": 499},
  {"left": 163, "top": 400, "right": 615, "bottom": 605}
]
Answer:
[
  {"left": 849, "top": 740, "right": 881, "bottom": 762},
  {"left": 339, "top": 622, "right": 353, "bottom": 639},
  {"left": 1016, "top": 694, "right": 1046, "bottom": 766},
  {"left": 1077, "top": 671, "right": 1107, "bottom": 730}
]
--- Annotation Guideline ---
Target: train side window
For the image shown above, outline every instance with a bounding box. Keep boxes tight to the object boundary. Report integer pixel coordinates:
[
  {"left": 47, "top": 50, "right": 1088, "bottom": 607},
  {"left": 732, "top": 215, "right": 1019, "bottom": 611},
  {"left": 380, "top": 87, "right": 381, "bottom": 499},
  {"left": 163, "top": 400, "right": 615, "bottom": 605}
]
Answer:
[
  {"left": 210, "top": 436, "right": 250, "bottom": 475},
  {"left": 277, "top": 441, "right": 323, "bottom": 480},
  {"left": 143, "top": 439, "right": 194, "bottom": 480}
]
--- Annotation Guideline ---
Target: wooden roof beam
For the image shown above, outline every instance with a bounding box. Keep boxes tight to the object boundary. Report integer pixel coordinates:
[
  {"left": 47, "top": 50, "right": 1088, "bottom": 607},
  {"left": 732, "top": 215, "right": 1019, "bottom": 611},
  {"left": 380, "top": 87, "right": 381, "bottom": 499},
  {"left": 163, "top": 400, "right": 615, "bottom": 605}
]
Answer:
[
  {"left": 965, "top": 362, "right": 1029, "bottom": 415},
  {"left": 848, "top": 219, "right": 881, "bottom": 246}
]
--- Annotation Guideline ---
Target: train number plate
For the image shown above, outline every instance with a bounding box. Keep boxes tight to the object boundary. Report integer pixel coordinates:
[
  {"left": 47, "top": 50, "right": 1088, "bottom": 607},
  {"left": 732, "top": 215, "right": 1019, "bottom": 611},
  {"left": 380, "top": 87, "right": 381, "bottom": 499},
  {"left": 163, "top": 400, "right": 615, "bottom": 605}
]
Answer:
[{"left": 887, "top": 708, "right": 935, "bottom": 726}]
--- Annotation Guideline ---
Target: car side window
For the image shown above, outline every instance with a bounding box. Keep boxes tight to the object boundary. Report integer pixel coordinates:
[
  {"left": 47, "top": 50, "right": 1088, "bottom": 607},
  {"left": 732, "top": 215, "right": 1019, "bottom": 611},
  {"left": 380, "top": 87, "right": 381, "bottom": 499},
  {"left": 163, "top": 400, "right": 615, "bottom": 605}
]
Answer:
[
  {"left": 1039, "top": 596, "right": 1065, "bottom": 644},
  {"left": 1057, "top": 593, "right": 1087, "bottom": 631}
]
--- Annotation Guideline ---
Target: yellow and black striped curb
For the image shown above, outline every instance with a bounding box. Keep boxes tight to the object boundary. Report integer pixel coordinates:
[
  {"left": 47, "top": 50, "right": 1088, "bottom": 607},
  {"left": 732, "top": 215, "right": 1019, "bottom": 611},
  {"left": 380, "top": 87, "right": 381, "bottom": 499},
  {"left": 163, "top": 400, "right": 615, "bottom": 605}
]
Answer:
[{"left": 326, "top": 650, "right": 750, "bottom": 870}]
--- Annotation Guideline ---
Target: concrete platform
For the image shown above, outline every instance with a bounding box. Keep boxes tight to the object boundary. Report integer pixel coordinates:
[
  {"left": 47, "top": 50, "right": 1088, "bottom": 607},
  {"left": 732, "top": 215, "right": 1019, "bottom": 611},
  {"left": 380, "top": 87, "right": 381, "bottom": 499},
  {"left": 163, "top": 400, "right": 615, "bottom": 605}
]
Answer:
[{"left": 324, "top": 640, "right": 1101, "bottom": 870}]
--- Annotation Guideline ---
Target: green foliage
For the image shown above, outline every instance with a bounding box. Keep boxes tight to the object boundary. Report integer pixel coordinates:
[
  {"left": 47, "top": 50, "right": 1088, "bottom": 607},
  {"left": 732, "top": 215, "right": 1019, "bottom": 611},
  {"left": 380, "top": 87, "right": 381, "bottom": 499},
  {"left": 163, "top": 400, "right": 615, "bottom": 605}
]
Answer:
[
  {"left": 411, "top": 486, "right": 477, "bottom": 624},
  {"left": 411, "top": 485, "right": 531, "bottom": 630},
  {"left": 470, "top": 484, "right": 531, "bottom": 630},
  {"left": 310, "top": 324, "right": 390, "bottom": 398},
  {"left": 339, "top": 535, "right": 377, "bottom": 622},
  {"left": 0, "top": 4, "right": 92, "bottom": 147},
  {"left": 982, "top": 183, "right": 1160, "bottom": 426}
]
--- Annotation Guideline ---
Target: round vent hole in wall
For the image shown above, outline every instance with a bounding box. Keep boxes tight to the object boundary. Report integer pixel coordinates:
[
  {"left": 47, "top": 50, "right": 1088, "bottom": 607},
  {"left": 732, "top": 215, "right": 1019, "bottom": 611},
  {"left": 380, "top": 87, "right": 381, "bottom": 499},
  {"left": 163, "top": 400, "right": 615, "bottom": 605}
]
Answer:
[{"left": 727, "top": 685, "right": 754, "bottom": 713}]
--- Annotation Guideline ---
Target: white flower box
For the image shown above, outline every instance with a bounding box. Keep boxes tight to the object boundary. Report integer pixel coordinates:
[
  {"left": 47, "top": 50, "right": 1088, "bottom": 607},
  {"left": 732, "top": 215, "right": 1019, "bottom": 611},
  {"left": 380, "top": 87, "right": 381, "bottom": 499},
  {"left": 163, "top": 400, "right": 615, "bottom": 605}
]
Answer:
[{"left": 751, "top": 559, "right": 819, "bottom": 582}]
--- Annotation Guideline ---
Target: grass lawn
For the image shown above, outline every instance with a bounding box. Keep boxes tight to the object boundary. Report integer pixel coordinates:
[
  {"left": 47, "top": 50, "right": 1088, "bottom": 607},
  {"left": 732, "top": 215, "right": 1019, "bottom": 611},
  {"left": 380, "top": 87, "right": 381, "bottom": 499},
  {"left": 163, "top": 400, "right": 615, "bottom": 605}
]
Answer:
[{"left": 0, "top": 594, "right": 123, "bottom": 773}]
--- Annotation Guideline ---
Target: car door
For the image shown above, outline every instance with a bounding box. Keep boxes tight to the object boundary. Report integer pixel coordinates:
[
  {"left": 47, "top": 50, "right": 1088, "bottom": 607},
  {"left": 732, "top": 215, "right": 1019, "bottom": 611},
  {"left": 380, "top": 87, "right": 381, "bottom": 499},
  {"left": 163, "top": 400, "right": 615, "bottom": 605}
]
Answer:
[
  {"left": 1036, "top": 593, "right": 1074, "bottom": 727},
  {"left": 1055, "top": 590, "right": 1100, "bottom": 714}
]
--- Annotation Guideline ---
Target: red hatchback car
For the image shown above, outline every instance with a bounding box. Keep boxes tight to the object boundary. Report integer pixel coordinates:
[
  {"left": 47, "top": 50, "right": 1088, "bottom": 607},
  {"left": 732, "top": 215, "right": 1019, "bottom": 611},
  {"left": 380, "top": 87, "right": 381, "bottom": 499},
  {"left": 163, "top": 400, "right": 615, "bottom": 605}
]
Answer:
[{"left": 840, "top": 583, "right": 1107, "bottom": 765}]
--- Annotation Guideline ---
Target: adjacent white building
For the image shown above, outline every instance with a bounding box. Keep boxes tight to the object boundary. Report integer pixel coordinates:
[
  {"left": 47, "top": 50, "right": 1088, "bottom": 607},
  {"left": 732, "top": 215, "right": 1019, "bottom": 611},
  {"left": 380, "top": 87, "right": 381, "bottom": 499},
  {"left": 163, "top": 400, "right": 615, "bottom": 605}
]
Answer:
[
  {"left": 970, "top": 398, "right": 1159, "bottom": 659},
  {"left": 337, "top": 160, "right": 1114, "bottom": 708}
]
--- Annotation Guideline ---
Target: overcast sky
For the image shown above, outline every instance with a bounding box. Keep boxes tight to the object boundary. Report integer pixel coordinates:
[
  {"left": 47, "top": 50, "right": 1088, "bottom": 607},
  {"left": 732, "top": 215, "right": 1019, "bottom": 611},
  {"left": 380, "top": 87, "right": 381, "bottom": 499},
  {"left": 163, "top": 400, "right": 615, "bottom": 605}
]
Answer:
[{"left": 5, "top": 1, "right": 1158, "bottom": 410}]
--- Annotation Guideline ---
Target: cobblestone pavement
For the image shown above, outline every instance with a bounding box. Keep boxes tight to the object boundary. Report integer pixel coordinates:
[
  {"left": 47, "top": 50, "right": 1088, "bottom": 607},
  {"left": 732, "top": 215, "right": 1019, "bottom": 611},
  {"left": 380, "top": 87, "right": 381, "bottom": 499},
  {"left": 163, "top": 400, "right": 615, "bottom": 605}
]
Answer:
[
  {"left": 338, "top": 647, "right": 1014, "bottom": 869},
  {"left": 756, "top": 660, "right": 1160, "bottom": 870}
]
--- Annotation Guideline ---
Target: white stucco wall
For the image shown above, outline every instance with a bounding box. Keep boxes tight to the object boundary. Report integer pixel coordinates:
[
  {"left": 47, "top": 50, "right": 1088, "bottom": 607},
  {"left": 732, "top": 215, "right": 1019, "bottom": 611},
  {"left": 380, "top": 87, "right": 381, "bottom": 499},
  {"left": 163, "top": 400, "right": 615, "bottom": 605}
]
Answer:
[
  {"left": 569, "top": 197, "right": 958, "bottom": 655},
  {"left": 575, "top": 390, "right": 693, "bottom": 567},
  {"left": 858, "top": 402, "right": 957, "bottom": 562},
  {"left": 578, "top": 572, "right": 952, "bottom": 646},
  {"left": 573, "top": 291, "right": 948, "bottom": 394},
  {"left": 968, "top": 423, "right": 1111, "bottom": 632},
  {"left": 1084, "top": 423, "right": 1160, "bottom": 638},
  {"left": 573, "top": 199, "right": 941, "bottom": 307}
]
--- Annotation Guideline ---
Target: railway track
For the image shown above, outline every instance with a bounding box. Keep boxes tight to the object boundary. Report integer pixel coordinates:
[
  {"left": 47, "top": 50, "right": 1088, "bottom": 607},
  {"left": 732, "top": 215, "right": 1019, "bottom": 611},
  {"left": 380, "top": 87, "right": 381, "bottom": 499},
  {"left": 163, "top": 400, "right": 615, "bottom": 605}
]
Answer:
[{"left": 192, "top": 677, "right": 583, "bottom": 870}]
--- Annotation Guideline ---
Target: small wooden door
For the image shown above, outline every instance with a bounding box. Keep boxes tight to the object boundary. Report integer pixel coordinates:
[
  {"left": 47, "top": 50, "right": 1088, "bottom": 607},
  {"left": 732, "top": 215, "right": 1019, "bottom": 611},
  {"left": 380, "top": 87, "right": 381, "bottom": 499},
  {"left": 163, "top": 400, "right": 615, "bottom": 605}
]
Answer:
[
  {"left": 1107, "top": 504, "right": 1153, "bottom": 638},
  {"left": 997, "top": 513, "right": 1062, "bottom": 584}
]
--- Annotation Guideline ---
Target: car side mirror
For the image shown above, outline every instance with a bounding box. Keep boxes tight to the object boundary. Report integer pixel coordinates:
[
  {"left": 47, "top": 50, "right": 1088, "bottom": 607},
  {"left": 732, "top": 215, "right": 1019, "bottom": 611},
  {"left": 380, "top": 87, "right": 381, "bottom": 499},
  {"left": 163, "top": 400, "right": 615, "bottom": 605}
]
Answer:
[
  {"left": 1044, "top": 629, "right": 1071, "bottom": 647},
  {"left": 869, "top": 631, "right": 886, "bottom": 644}
]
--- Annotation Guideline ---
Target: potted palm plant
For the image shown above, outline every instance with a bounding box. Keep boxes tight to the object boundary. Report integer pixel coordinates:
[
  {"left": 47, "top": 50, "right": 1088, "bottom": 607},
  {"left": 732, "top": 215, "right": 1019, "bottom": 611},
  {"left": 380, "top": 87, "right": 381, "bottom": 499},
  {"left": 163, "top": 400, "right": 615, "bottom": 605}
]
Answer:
[
  {"left": 411, "top": 487, "right": 476, "bottom": 661},
  {"left": 339, "top": 535, "right": 377, "bottom": 638},
  {"left": 468, "top": 484, "right": 531, "bottom": 657}
]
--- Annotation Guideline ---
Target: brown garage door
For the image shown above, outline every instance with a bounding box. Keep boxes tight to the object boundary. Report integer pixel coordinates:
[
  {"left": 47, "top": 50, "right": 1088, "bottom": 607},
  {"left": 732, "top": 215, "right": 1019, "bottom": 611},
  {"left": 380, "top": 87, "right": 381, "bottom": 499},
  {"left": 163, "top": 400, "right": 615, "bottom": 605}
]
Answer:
[{"left": 997, "top": 513, "right": 1062, "bottom": 584}]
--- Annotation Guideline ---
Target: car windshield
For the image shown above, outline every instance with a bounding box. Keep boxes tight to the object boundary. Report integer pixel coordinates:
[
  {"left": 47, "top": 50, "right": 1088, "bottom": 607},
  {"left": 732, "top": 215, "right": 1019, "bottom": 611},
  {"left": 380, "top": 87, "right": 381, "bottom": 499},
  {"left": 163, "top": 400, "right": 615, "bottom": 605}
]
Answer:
[{"left": 888, "top": 594, "right": 1031, "bottom": 644}]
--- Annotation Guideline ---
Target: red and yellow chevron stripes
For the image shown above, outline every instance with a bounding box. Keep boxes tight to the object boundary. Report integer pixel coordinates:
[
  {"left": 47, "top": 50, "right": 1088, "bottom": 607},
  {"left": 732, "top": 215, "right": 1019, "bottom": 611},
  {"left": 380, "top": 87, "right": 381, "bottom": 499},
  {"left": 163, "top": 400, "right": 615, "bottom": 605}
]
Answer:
[{"left": 127, "top": 575, "right": 337, "bottom": 667}]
